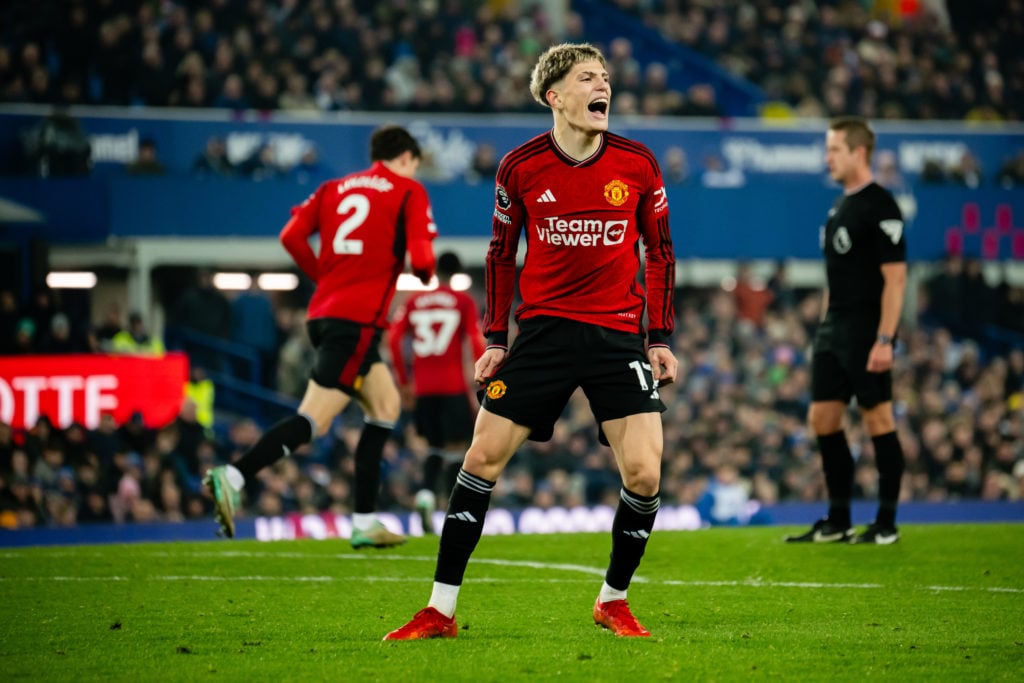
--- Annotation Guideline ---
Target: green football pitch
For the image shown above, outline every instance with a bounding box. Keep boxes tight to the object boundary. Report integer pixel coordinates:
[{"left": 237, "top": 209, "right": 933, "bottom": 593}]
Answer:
[{"left": 2, "top": 524, "right": 1022, "bottom": 682}]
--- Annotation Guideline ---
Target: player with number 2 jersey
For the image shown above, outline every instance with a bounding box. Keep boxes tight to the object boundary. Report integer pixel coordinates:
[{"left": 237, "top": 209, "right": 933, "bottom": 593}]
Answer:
[
  {"left": 281, "top": 146, "right": 437, "bottom": 328},
  {"left": 203, "top": 126, "right": 435, "bottom": 550}
]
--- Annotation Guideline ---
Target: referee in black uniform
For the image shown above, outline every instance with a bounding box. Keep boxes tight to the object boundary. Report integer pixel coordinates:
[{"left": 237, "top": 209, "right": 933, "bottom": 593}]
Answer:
[{"left": 787, "top": 117, "right": 907, "bottom": 545}]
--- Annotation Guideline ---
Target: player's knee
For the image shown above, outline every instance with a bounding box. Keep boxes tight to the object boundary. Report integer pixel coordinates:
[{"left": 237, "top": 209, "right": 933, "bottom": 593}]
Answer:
[
  {"left": 364, "top": 394, "right": 401, "bottom": 424},
  {"left": 808, "top": 405, "right": 842, "bottom": 435},
  {"left": 621, "top": 469, "right": 660, "bottom": 497},
  {"left": 862, "top": 410, "right": 895, "bottom": 435}
]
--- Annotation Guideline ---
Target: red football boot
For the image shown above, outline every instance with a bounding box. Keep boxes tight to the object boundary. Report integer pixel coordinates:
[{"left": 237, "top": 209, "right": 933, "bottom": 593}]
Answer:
[
  {"left": 593, "top": 599, "right": 651, "bottom": 637},
  {"left": 383, "top": 607, "right": 457, "bottom": 641}
]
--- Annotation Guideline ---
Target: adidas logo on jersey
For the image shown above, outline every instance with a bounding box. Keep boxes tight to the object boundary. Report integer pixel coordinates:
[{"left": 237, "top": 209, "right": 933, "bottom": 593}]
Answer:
[{"left": 536, "top": 189, "right": 556, "bottom": 203}]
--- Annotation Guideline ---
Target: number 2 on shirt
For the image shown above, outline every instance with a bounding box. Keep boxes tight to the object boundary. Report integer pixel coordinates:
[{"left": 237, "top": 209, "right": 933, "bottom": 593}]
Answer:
[{"left": 333, "top": 193, "right": 370, "bottom": 255}]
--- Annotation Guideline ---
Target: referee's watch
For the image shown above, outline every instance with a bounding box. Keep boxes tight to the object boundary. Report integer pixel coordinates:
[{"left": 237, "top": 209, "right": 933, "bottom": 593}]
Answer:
[{"left": 877, "top": 334, "right": 893, "bottom": 345}]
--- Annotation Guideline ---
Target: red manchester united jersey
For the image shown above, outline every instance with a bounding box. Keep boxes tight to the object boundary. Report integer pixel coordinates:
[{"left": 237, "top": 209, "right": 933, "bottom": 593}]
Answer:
[
  {"left": 389, "top": 285, "right": 486, "bottom": 396},
  {"left": 281, "top": 161, "right": 437, "bottom": 328},
  {"left": 485, "top": 131, "right": 675, "bottom": 346}
]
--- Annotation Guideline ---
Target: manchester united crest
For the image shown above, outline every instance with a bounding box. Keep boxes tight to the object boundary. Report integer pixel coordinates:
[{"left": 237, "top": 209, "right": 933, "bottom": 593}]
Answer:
[
  {"left": 485, "top": 380, "right": 507, "bottom": 400},
  {"left": 603, "top": 179, "right": 629, "bottom": 207}
]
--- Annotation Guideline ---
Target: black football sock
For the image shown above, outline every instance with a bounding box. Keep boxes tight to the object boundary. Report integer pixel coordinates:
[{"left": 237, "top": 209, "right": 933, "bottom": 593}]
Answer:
[
  {"left": 235, "top": 413, "right": 314, "bottom": 482},
  {"left": 435, "top": 469, "right": 494, "bottom": 586},
  {"left": 353, "top": 419, "right": 394, "bottom": 514},
  {"left": 605, "top": 488, "right": 659, "bottom": 591},
  {"left": 818, "top": 431, "right": 854, "bottom": 528},
  {"left": 872, "top": 431, "right": 905, "bottom": 528},
  {"left": 422, "top": 450, "right": 445, "bottom": 493}
]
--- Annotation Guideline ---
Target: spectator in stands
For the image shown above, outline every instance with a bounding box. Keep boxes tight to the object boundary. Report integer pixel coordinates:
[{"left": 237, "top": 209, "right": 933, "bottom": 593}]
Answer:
[
  {"left": 922, "top": 253, "right": 965, "bottom": 334},
  {"left": 695, "top": 464, "right": 767, "bottom": 526},
  {"left": 192, "top": 136, "right": 234, "bottom": 178},
  {"left": 949, "top": 150, "right": 983, "bottom": 189},
  {"left": 111, "top": 312, "right": 164, "bottom": 355},
  {"left": 38, "top": 312, "right": 88, "bottom": 354},
  {"left": 238, "top": 143, "right": 284, "bottom": 181},
  {"left": 920, "top": 158, "right": 947, "bottom": 183},
  {"left": 464, "top": 143, "right": 499, "bottom": 183},
  {"left": 279, "top": 73, "right": 318, "bottom": 112},
  {"left": 89, "top": 305, "right": 124, "bottom": 352},
  {"left": 276, "top": 309, "right": 315, "bottom": 399},
  {"left": 19, "top": 108, "right": 91, "bottom": 177},
  {"left": 996, "top": 151, "right": 1024, "bottom": 188},
  {"left": 11, "top": 318, "right": 37, "bottom": 354},
  {"left": 288, "top": 147, "right": 331, "bottom": 186},
  {"left": 662, "top": 146, "right": 690, "bottom": 185},
  {"left": 125, "top": 138, "right": 167, "bottom": 176},
  {"left": 960, "top": 259, "right": 997, "bottom": 343},
  {"left": 732, "top": 263, "right": 774, "bottom": 329}
]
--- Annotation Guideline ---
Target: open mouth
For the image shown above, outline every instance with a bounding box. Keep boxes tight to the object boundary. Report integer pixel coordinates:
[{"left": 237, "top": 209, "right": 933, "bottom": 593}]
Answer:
[{"left": 588, "top": 99, "right": 609, "bottom": 116}]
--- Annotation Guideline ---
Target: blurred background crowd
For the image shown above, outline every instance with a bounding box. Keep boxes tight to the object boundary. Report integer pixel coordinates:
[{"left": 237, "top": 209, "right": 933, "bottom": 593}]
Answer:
[
  {"left": 2, "top": 258, "right": 1022, "bottom": 530},
  {"left": 1, "top": 0, "right": 1022, "bottom": 530},
  {"left": 1, "top": 0, "right": 1020, "bottom": 120},
  {"left": 1, "top": 0, "right": 1023, "bottom": 184}
]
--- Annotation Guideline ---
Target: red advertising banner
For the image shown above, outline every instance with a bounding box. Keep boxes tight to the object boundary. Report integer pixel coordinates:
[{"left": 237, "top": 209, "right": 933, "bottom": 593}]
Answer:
[{"left": 0, "top": 353, "right": 189, "bottom": 429}]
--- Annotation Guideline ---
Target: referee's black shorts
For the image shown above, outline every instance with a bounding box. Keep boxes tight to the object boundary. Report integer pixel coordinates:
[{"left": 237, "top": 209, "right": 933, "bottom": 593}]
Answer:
[
  {"left": 479, "top": 316, "right": 665, "bottom": 443},
  {"left": 306, "top": 318, "right": 383, "bottom": 396},
  {"left": 811, "top": 324, "right": 892, "bottom": 409}
]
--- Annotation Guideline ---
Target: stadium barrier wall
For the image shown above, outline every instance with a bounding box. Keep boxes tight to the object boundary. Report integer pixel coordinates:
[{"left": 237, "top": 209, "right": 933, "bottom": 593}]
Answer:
[
  {"left": 2, "top": 501, "right": 1021, "bottom": 548},
  {"left": 1, "top": 174, "right": 1021, "bottom": 262},
  {"left": 2, "top": 108, "right": 1023, "bottom": 261}
]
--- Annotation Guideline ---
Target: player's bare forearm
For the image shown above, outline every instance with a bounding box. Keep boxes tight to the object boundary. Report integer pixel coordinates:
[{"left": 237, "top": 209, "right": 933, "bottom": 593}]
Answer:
[
  {"left": 877, "top": 262, "right": 906, "bottom": 340},
  {"left": 648, "top": 346, "right": 678, "bottom": 386},
  {"left": 474, "top": 347, "right": 507, "bottom": 384}
]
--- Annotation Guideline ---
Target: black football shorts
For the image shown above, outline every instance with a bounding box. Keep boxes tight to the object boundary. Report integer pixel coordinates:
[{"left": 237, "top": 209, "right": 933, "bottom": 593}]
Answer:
[
  {"left": 306, "top": 317, "right": 383, "bottom": 396},
  {"left": 414, "top": 394, "right": 477, "bottom": 448},
  {"left": 811, "top": 346, "right": 892, "bottom": 409},
  {"left": 479, "top": 316, "right": 666, "bottom": 443}
]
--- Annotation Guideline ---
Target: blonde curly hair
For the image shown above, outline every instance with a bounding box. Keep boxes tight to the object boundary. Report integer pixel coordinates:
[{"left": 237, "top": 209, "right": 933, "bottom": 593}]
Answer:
[{"left": 529, "top": 43, "right": 607, "bottom": 108}]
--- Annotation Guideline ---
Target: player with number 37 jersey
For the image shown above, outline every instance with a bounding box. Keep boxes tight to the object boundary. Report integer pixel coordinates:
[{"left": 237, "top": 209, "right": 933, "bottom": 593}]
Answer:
[{"left": 281, "top": 157, "right": 437, "bottom": 328}]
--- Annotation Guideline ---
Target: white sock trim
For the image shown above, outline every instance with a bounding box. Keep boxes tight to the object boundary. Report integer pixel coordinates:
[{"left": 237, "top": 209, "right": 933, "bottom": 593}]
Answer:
[
  {"left": 598, "top": 581, "right": 627, "bottom": 604},
  {"left": 352, "top": 513, "right": 377, "bottom": 532},
  {"left": 225, "top": 465, "right": 245, "bottom": 491},
  {"left": 428, "top": 581, "right": 460, "bottom": 618}
]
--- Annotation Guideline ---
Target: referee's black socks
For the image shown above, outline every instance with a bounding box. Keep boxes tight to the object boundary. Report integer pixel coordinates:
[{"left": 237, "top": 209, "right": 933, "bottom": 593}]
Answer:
[
  {"left": 872, "top": 431, "right": 905, "bottom": 528},
  {"left": 236, "top": 413, "right": 315, "bottom": 482},
  {"left": 818, "top": 431, "right": 854, "bottom": 529},
  {"left": 435, "top": 468, "right": 494, "bottom": 586}
]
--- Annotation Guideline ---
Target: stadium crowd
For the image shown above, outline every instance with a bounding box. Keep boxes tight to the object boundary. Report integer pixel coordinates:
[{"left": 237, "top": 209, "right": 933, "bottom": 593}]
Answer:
[
  {"left": 1, "top": 2, "right": 1022, "bottom": 530},
  {"left": 2, "top": 267, "right": 1022, "bottom": 530},
  {"left": 0, "top": 0, "right": 1020, "bottom": 122}
]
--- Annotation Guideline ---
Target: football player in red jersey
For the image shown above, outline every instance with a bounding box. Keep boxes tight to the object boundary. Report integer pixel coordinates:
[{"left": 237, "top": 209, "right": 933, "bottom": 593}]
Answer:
[
  {"left": 386, "top": 43, "right": 678, "bottom": 641},
  {"left": 204, "top": 125, "right": 437, "bottom": 548},
  {"left": 388, "top": 251, "right": 485, "bottom": 534}
]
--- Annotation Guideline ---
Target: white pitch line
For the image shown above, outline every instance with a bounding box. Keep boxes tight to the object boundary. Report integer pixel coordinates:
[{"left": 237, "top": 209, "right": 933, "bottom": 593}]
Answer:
[
  {"left": 1, "top": 551, "right": 1021, "bottom": 593},
  {"left": 1, "top": 575, "right": 1021, "bottom": 594}
]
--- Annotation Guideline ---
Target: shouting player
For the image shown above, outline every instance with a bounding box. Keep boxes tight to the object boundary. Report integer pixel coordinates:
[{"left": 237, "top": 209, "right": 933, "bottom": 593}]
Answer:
[
  {"left": 385, "top": 42, "right": 677, "bottom": 640},
  {"left": 204, "top": 125, "right": 436, "bottom": 548}
]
